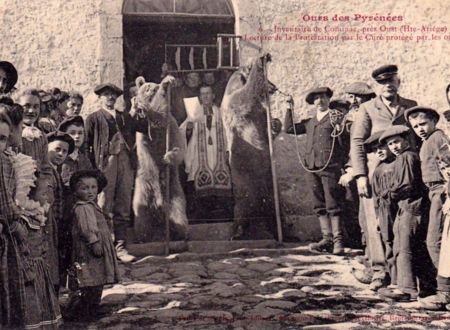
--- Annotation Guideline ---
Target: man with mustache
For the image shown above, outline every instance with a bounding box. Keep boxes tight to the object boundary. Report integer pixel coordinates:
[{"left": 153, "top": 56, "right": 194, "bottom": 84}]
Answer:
[
  {"left": 350, "top": 65, "right": 418, "bottom": 291},
  {"left": 85, "top": 83, "right": 147, "bottom": 263}
]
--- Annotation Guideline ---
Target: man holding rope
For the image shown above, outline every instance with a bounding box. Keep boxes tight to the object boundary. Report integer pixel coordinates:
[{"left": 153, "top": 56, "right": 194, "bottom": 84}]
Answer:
[{"left": 285, "top": 88, "right": 349, "bottom": 255}]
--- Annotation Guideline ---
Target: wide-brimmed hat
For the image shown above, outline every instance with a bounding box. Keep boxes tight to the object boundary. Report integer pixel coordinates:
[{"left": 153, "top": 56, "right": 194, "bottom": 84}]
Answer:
[
  {"left": 47, "top": 131, "right": 75, "bottom": 154},
  {"left": 0, "top": 61, "right": 18, "bottom": 93},
  {"left": 372, "top": 64, "right": 398, "bottom": 82},
  {"left": 404, "top": 106, "right": 440, "bottom": 123},
  {"left": 94, "top": 83, "right": 123, "bottom": 96},
  {"left": 58, "top": 115, "right": 84, "bottom": 132},
  {"left": 305, "top": 87, "right": 333, "bottom": 105},
  {"left": 69, "top": 169, "right": 108, "bottom": 193},
  {"left": 379, "top": 125, "right": 410, "bottom": 144}
]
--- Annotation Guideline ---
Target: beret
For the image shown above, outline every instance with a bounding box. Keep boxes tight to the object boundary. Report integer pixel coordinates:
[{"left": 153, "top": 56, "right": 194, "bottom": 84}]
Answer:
[
  {"left": 345, "top": 82, "right": 375, "bottom": 96},
  {"left": 329, "top": 99, "right": 350, "bottom": 112},
  {"left": 58, "top": 115, "right": 84, "bottom": 132},
  {"left": 372, "top": 64, "right": 398, "bottom": 82},
  {"left": 69, "top": 169, "right": 108, "bottom": 194},
  {"left": 0, "top": 61, "right": 18, "bottom": 93},
  {"left": 404, "top": 106, "right": 440, "bottom": 122},
  {"left": 46, "top": 131, "right": 75, "bottom": 155},
  {"left": 305, "top": 87, "right": 333, "bottom": 105},
  {"left": 379, "top": 125, "right": 410, "bottom": 143},
  {"left": 94, "top": 83, "right": 123, "bottom": 96},
  {"left": 363, "top": 130, "right": 385, "bottom": 151}
]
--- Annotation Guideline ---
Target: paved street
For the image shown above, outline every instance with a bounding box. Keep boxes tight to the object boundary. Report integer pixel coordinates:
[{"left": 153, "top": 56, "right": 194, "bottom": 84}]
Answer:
[{"left": 63, "top": 245, "right": 450, "bottom": 329}]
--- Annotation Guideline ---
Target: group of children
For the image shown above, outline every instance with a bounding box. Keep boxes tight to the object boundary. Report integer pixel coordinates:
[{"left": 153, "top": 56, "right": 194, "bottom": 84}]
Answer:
[
  {"left": 285, "top": 61, "right": 450, "bottom": 309},
  {"left": 0, "top": 60, "right": 121, "bottom": 328}
]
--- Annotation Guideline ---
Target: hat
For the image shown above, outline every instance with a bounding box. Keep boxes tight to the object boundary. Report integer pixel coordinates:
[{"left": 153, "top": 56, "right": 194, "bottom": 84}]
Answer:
[
  {"left": 329, "top": 99, "right": 350, "bottom": 112},
  {"left": 58, "top": 115, "right": 84, "bottom": 132},
  {"left": 46, "top": 131, "right": 75, "bottom": 154},
  {"left": 345, "top": 82, "right": 375, "bottom": 96},
  {"left": 94, "top": 83, "right": 123, "bottom": 96},
  {"left": 0, "top": 61, "right": 18, "bottom": 93},
  {"left": 372, "top": 64, "right": 398, "bottom": 82},
  {"left": 363, "top": 130, "right": 385, "bottom": 151},
  {"left": 69, "top": 169, "right": 108, "bottom": 194},
  {"left": 305, "top": 87, "right": 333, "bottom": 105},
  {"left": 379, "top": 125, "right": 410, "bottom": 144},
  {"left": 404, "top": 106, "right": 440, "bottom": 123}
]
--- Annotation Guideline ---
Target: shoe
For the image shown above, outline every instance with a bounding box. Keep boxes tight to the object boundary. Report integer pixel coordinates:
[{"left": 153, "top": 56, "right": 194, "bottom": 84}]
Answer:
[
  {"left": 330, "top": 215, "right": 344, "bottom": 255},
  {"left": 351, "top": 267, "right": 372, "bottom": 284},
  {"left": 115, "top": 240, "right": 136, "bottom": 263},
  {"left": 378, "top": 288, "right": 416, "bottom": 302},
  {"left": 369, "top": 277, "right": 388, "bottom": 291},
  {"left": 309, "top": 235, "right": 333, "bottom": 253},
  {"left": 418, "top": 291, "right": 450, "bottom": 310}
]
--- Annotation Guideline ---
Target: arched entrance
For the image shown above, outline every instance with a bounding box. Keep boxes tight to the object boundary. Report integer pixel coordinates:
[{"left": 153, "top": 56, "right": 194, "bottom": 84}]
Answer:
[{"left": 122, "top": 0, "right": 235, "bottom": 89}]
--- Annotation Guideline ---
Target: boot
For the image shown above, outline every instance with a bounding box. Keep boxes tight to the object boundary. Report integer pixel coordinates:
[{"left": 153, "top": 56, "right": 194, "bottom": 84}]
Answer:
[
  {"left": 309, "top": 215, "right": 333, "bottom": 253},
  {"left": 115, "top": 240, "right": 136, "bottom": 263},
  {"left": 330, "top": 215, "right": 344, "bottom": 255}
]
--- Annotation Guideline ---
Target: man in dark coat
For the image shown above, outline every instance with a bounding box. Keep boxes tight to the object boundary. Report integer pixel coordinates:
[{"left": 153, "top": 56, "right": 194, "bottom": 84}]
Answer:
[{"left": 85, "top": 83, "right": 147, "bottom": 263}]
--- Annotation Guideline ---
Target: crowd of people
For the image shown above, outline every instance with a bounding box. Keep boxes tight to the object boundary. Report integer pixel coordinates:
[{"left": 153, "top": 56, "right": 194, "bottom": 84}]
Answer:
[
  {"left": 2, "top": 54, "right": 450, "bottom": 328},
  {"left": 0, "top": 59, "right": 238, "bottom": 328},
  {"left": 285, "top": 64, "right": 450, "bottom": 310}
]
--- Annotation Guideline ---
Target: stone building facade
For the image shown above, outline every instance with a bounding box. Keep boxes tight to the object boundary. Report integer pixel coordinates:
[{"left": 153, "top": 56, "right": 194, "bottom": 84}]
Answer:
[{"left": 1, "top": 0, "right": 449, "bottom": 239}]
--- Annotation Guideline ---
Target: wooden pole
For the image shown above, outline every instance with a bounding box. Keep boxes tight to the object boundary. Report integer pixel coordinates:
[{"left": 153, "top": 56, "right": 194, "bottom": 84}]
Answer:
[
  {"left": 262, "top": 57, "right": 283, "bottom": 243},
  {"left": 164, "top": 86, "right": 172, "bottom": 255}
]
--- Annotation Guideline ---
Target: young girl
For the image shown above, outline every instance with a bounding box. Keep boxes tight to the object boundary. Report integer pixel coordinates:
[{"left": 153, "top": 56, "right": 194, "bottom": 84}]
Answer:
[
  {"left": 17, "top": 175, "right": 62, "bottom": 329},
  {"left": 64, "top": 169, "right": 120, "bottom": 320}
]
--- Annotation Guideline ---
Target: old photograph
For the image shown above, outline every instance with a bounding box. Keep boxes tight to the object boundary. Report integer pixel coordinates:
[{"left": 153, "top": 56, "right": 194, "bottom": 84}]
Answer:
[{"left": 1, "top": 0, "right": 450, "bottom": 328}]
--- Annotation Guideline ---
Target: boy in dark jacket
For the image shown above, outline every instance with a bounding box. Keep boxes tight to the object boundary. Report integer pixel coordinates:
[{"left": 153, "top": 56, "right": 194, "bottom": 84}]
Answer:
[{"left": 285, "top": 88, "right": 349, "bottom": 254}]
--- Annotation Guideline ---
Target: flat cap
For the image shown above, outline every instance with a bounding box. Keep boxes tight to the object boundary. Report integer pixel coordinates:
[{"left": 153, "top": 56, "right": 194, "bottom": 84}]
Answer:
[
  {"left": 305, "top": 87, "right": 333, "bottom": 105},
  {"left": 94, "top": 83, "right": 123, "bottom": 96},
  {"left": 329, "top": 99, "right": 350, "bottom": 112},
  {"left": 345, "top": 82, "right": 375, "bottom": 96},
  {"left": 379, "top": 125, "right": 410, "bottom": 143},
  {"left": 0, "top": 61, "right": 18, "bottom": 93},
  {"left": 372, "top": 64, "right": 398, "bottom": 82},
  {"left": 69, "top": 169, "right": 108, "bottom": 193},
  {"left": 404, "top": 106, "right": 440, "bottom": 122},
  {"left": 58, "top": 115, "right": 84, "bottom": 132},
  {"left": 47, "top": 131, "right": 75, "bottom": 155}
]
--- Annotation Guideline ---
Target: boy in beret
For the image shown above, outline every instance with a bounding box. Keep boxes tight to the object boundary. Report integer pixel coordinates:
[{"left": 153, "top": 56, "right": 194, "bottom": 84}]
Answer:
[
  {"left": 376, "top": 126, "right": 430, "bottom": 301},
  {"left": 285, "top": 87, "right": 349, "bottom": 255},
  {"left": 85, "top": 83, "right": 147, "bottom": 263},
  {"left": 406, "top": 106, "right": 450, "bottom": 308},
  {"left": 46, "top": 131, "right": 75, "bottom": 293}
]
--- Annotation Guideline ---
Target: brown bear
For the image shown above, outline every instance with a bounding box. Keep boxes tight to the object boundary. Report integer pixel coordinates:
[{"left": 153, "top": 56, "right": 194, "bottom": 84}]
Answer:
[
  {"left": 221, "top": 53, "right": 277, "bottom": 240},
  {"left": 132, "top": 75, "right": 188, "bottom": 241}
]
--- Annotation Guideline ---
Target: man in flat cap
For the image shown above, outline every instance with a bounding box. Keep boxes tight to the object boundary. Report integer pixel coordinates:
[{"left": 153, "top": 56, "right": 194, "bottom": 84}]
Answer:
[
  {"left": 350, "top": 64, "right": 418, "bottom": 291},
  {"left": 85, "top": 83, "right": 147, "bottom": 263},
  {"left": 0, "top": 61, "right": 18, "bottom": 96}
]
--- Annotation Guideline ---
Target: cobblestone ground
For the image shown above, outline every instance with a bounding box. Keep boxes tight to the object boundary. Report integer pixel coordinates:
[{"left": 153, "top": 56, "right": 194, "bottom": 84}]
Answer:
[{"left": 61, "top": 245, "right": 450, "bottom": 330}]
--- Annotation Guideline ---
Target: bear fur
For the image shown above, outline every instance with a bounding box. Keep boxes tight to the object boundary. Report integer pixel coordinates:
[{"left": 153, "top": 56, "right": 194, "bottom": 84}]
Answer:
[
  {"left": 132, "top": 75, "right": 188, "bottom": 241},
  {"left": 221, "top": 54, "right": 276, "bottom": 239}
]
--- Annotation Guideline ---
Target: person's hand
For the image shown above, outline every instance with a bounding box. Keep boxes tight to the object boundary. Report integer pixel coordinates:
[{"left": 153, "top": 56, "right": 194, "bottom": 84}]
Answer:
[
  {"left": 356, "top": 176, "right": 371, "bottom": 198},
  {"left": 339, "top": 172, "right": 354, "bottom": 187},
  {"left": 90, "top": 241, "right": 103, "bottom": 257},
  {"left": 163, "top": 147, "right": 180, "bottom": 165},
  {"left": 186, "top": 122, "right": 194, "bottom": 131}
]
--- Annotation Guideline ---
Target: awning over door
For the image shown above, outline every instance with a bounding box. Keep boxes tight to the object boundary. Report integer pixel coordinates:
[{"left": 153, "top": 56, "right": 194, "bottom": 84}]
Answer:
[{"left": 123, "top": 0, "right": 234, "bottom": 22}]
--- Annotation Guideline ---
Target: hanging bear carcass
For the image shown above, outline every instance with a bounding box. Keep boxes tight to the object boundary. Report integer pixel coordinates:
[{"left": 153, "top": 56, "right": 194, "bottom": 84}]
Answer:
[{"left": 221, "top": 53, "right": 278, "bottom": 239}]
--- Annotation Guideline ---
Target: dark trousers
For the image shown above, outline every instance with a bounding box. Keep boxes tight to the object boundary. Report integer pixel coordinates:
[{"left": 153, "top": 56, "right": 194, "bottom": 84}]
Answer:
[
  {"left": 305, "top": 167, "right": 343, "bottom": 217},
  {"left": 393, "top": 204, "right": 434, "bottom": 294},
  {"left": 377, "top": 199, "right": 397, "bottom": 285}
]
